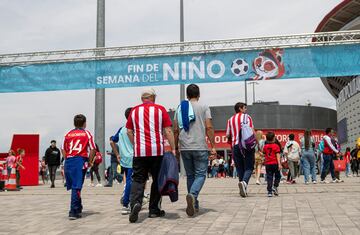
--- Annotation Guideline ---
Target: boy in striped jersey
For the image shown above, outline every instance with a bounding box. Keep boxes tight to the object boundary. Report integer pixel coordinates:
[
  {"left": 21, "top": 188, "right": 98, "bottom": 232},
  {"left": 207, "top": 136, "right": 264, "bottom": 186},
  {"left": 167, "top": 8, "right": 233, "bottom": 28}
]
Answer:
[{"left": 62, "top": 114, "right": 96, "bottom": 220}]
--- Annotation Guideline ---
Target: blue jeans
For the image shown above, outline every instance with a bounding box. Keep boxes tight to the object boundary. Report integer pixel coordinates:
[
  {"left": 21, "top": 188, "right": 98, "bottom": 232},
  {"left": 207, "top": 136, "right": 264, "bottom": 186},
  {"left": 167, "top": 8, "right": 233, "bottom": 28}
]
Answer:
[
  {"left": 266, "top": 164, "right": 281, "bottom": 193},
  {"left": 345, "top": 163, "right": 351, "bottom": 176},
  {"left": 65, "top": 157, "right": 86, "bottom": 214},
  {"left": 122, "top": 167, "right": 133, "bottom": 207},
  {"left": 233, "top": 145, "right": 255, "bottom": 184},
  {"left": 211, "top": 166, "right": 218, "bottom": 178},
  {"left": 321, "top": 154, "right": 335, "bottom": 181},
  {"left": 301, "top": 150, "right": 316, "bottom": 182},
  {"left": 108, "top": 162, "right": 122, "bottom": 186},
  {"left": 181, "top": 150, "right": 208, "bottom": 208}
]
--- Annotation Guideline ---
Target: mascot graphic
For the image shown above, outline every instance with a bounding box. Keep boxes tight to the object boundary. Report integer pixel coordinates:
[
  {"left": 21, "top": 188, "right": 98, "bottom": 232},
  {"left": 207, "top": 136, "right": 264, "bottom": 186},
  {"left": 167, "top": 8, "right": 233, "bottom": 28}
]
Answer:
[{"left": 251, "top": 49, "right": 285, "bottom": 80}]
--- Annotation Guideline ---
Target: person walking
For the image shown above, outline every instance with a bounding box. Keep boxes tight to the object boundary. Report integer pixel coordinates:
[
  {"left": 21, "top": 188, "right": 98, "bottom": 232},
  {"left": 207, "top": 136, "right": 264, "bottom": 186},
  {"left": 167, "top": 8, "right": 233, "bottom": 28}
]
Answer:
[
  {"left": 126, "top": 88, "right": 176, "bottom": 223},
  {"left": 262, "top": 132, "right": 282, "bottom": 197},
  {"left": 89, "top": 144, "right": 103, "bottom": 187},
  {"left": 254, "top": 130, "right": 265, "bottom": 185},
  {"left": 104, "top": 139, "right": 122, "bottom": 187},
  {"left": 110, "top": 107, "right": 134, "bottom": 215},
  {"left": 344, "top": 147, "right": 351, "bottom": 177},
  {"left": 5, "top": 150, "right": 16, "bottom": 179},
  {"left": 62, "top": 114, "right": 96, "bottom": 220},
  {"left": 45, "top": 140, "right": 61, "bottom": 188},
  {"left": 300, "top": 130, "right": 317, "bottom": 184},
  {"left": 320, "top": 128, "right": 341, "bottom": 183},
  {"left": 226, "top": 102, "right": 255, "bottom": 197},
  {"left": 284, "top": 134, "right": 301, "bottom": 184},
  {"left": 173, "top": 84, "right": 216, "bottom": 216},
  {"left": 15, "top": 149, "right": 26, "bottom": 190},
  {"left": 40, "top": 157, "right": 48, "bottom": 184},
  {"left": 350, "top": 144, "right": 359, "bottom": 176}
]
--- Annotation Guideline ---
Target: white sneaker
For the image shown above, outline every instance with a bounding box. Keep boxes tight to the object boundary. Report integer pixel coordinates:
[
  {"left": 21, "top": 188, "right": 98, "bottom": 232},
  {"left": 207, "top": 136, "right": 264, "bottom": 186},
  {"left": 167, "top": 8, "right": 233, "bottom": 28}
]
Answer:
[
  {"left": 305, "top": 181, "right": 309, "bottom": 185},
  {"left": 89, "top": 183, "right": 95, "bottom": 187},
  {"left": 312, "top": 181, "right": 317, "bottom": 184},
  {"left": 320, "top": 180, "right": 329, "bottom": 184},
  {"left": 331, "top": 179, "right": 337, "bottom": 183},
  {"left": 121, "top": 206, "right": 130, "bottom": 215},
  {"left": 239, "top": 181, "right": 247, "bottom": 197},
  {"left": 95, "top": 183, "right": 103, "bottom": 187},
  {"left": 256, "top": 180, "right": 261, "bottom": 185}
]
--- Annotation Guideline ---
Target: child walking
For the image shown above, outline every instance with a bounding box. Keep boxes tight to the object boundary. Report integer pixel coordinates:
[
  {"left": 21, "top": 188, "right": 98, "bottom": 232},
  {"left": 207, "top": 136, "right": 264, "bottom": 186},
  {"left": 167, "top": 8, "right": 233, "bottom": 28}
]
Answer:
[
  {"left": 110, "top": 107, "right": 134, "bottom": 215},
  {"left": 62, "top": 114, "right": 96, "bottom": 220},
  {"left": 344, "top": 147, "right": 351, "bottom": 177},
  {"left": 262, "top": 132, "right": 282, "bottom": 197},
  {"left": 89, "top": 144, "right": 103, "bottom": 187},
  {"left": 15, "top": 149, "right": 26, "bottom": 190}
]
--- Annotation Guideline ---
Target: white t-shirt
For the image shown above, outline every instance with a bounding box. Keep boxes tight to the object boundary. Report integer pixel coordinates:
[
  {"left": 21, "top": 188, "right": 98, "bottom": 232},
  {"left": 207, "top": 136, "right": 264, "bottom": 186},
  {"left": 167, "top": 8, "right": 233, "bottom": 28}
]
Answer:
[{"left": 284, "top": 140, "right": 301, "bottom": 162}]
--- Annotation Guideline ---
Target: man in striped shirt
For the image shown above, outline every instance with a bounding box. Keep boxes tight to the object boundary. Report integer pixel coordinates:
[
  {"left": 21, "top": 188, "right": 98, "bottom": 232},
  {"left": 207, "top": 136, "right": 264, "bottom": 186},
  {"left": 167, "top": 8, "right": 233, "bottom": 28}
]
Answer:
[
  {"left": 226, "top": 102, "right": 255, "bottom": 197},
  {"left": 126, "top": 88, "right": 176, "bottom": 223}
]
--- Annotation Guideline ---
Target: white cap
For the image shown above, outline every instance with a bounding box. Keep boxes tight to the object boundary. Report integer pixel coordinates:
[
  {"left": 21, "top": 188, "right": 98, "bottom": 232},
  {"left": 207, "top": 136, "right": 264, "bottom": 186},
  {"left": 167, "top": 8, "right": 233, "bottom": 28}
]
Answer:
[{"left": 141, "top": 88, "right": 156, "bottom": 98}]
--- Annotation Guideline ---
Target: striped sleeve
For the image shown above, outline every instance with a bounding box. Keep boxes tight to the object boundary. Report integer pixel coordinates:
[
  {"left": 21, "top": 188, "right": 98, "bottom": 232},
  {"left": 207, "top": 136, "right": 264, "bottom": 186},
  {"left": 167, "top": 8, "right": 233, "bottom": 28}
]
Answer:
[
  {"left": 226, "top": 119, "right": 231, "bottom": 137},
  {"left": 86, "top": 130, "right": 96, "bottom": 150}
]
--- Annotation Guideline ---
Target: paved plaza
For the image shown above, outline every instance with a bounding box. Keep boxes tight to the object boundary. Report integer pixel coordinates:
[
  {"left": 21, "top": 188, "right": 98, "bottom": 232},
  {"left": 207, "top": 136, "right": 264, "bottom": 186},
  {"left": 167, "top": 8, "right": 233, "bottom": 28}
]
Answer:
[{"left": 1, "top": 174, "right": 360, "bottom": 235}]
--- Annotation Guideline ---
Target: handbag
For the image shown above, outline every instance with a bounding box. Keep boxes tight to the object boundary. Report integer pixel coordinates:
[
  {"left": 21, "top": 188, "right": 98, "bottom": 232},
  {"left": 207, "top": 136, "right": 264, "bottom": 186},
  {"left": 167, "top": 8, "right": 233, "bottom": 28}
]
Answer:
[
  {"left": 281, "top": 156, "right": 289, "bottom": 169},
  {"left": 333, "top": 159, "right": 346, "bottom": 172}
]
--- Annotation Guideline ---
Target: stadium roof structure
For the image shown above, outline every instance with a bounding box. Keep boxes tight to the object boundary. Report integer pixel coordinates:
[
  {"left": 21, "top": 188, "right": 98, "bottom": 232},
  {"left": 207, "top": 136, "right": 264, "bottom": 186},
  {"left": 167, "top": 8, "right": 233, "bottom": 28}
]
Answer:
[{"left": 315, "top": 0, "right": 360, "bottom": 98}]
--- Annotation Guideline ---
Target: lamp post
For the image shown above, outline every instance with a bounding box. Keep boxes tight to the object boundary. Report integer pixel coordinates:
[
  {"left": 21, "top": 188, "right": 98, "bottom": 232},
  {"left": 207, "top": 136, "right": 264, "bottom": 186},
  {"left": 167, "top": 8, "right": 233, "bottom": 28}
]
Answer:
[
  {"left": 247, "top": 81, "right": 259, "bottom": 104},
  {"left": 179, "top": 0, "right": 186, "bottom": 177},
  {"left": 95, "top": 0, "right": 106, "bottom": 181}
]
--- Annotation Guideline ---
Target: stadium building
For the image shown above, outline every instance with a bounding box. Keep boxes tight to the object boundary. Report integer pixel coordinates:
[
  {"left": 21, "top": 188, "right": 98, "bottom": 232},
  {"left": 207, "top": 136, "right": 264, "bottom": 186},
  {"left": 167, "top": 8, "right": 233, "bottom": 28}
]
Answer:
[
  {"left": 169, "top": 103, "right": 337, "bottom": 161},
  {"left": 315, "top": 0, "right": 360, "bottom": 149}
]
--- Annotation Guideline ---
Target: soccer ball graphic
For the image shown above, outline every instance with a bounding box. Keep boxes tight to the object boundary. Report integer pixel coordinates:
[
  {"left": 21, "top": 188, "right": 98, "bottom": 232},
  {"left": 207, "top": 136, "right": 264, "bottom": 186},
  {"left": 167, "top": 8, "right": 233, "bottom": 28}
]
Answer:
[{"left": 231, "top": 58, "right": 249, "bottom": 76}]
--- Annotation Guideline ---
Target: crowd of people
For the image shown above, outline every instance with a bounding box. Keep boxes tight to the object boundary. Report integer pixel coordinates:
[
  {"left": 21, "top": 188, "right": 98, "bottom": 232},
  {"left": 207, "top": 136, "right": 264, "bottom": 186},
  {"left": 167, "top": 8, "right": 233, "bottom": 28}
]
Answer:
[
  {"left": 2, "top": 83, "right": 360, "bottom": 223},
  {"left": 3, "top": 148, "right": 26, "bottom": 190}
]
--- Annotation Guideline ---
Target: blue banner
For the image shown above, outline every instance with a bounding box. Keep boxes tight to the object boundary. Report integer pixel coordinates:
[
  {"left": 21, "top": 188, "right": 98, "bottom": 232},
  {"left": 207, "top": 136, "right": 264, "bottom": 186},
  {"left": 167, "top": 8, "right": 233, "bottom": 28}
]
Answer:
[{"left": 1, "top": 44, "right": 360, "bottom": 93}]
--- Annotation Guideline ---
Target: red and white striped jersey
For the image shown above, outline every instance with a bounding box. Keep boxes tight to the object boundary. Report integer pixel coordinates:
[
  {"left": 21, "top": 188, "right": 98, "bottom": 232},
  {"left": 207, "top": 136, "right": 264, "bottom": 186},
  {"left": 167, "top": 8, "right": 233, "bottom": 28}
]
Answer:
[
  {"left": 126, "top": 102, "right": 172, "bottom": 157},
  {"left": 62, "top": 128, "right": 96, "bottom": 158},
  {"left": 226, "top": 113, "right": 254, "bottom": 147}
]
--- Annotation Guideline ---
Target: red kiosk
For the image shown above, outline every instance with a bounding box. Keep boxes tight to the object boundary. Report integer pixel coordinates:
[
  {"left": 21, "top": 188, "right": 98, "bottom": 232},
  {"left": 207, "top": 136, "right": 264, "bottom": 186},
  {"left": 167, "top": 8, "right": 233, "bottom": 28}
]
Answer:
[{"left": 0, "top": 134, "right": 39, "bottom": 186}]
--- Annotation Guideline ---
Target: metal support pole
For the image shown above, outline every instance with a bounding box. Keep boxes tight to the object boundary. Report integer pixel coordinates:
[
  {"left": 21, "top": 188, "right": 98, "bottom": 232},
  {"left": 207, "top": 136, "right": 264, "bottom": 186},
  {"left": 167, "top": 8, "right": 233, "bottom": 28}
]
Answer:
[
  {"left": 244, "top": 79, "right": 248, "bottom": 104},
  {"left": 247, "top": 81, "right": 259, "bottom": 104},
  {"left": 95, "top": 0, "right": 106, "bottom": 181},
  {"left": 179, "top": 0, "right": 185, "bottom": 102},
  {"left": 179, "top": 0, "right": 186, "bottom": 177},
  {"left": 252, "top": 82, "right": 255, "bottom": 104}
]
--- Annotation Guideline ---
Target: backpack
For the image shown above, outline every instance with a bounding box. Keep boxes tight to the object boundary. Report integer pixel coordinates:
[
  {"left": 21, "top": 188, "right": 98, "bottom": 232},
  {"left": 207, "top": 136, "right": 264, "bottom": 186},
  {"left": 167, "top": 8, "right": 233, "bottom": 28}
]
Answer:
[
  {"left": 318, "top": 139, "right": 325, "bottom": 153},
  {"left": 238, "top": 113, "right": 256, "bottom": 151},
  {"left": 94, "top": 152, "right": 103, "bottom": 164}
]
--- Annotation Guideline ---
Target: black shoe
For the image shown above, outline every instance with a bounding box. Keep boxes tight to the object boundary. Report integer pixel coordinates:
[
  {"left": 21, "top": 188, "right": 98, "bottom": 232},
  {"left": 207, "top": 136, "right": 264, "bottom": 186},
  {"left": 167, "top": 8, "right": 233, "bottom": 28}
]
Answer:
[
  {"left": 68, "top": 213, "right": 81, "bottom": 220},
  {"left": 272, "top": 187, "right": 279, "bottom": 196},
  {"left": 104, "top": 184, "right": 112, "bottom": 187},
  {"left": 50, "top": 184, "right": 55, "bottom": 188},
  {"left": 148, "top": 210, "right": 165, "bottom": 218},
  {"left": 186, "top": 194, "right": 195, "bottom": 216},
  {"left": 129, "top": 203, "right": 141, "bottom": 223}
]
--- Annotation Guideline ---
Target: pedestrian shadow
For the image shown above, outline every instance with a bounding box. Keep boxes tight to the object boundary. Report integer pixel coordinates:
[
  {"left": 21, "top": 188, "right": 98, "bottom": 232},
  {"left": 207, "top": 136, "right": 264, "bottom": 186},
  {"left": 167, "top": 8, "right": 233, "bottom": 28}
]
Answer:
[
  {"left": 81, "top": 211, "right": 100, "bottom": 218},
  {"left": 135, "top": 212, "right": 181, "bottom": 222},
  {"left": 163, "top": 212, "right": 181, "bottom": 220},
  {"left": 177, "top": 208, "right": 217, "bottom": 216}
]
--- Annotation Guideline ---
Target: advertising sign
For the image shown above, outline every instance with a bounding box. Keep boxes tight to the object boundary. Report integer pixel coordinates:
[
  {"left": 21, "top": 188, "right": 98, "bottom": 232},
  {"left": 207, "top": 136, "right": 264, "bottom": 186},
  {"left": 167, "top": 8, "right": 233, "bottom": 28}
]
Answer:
[{"left": 1, "top": 43, "right": 360, "bottom": 93}]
